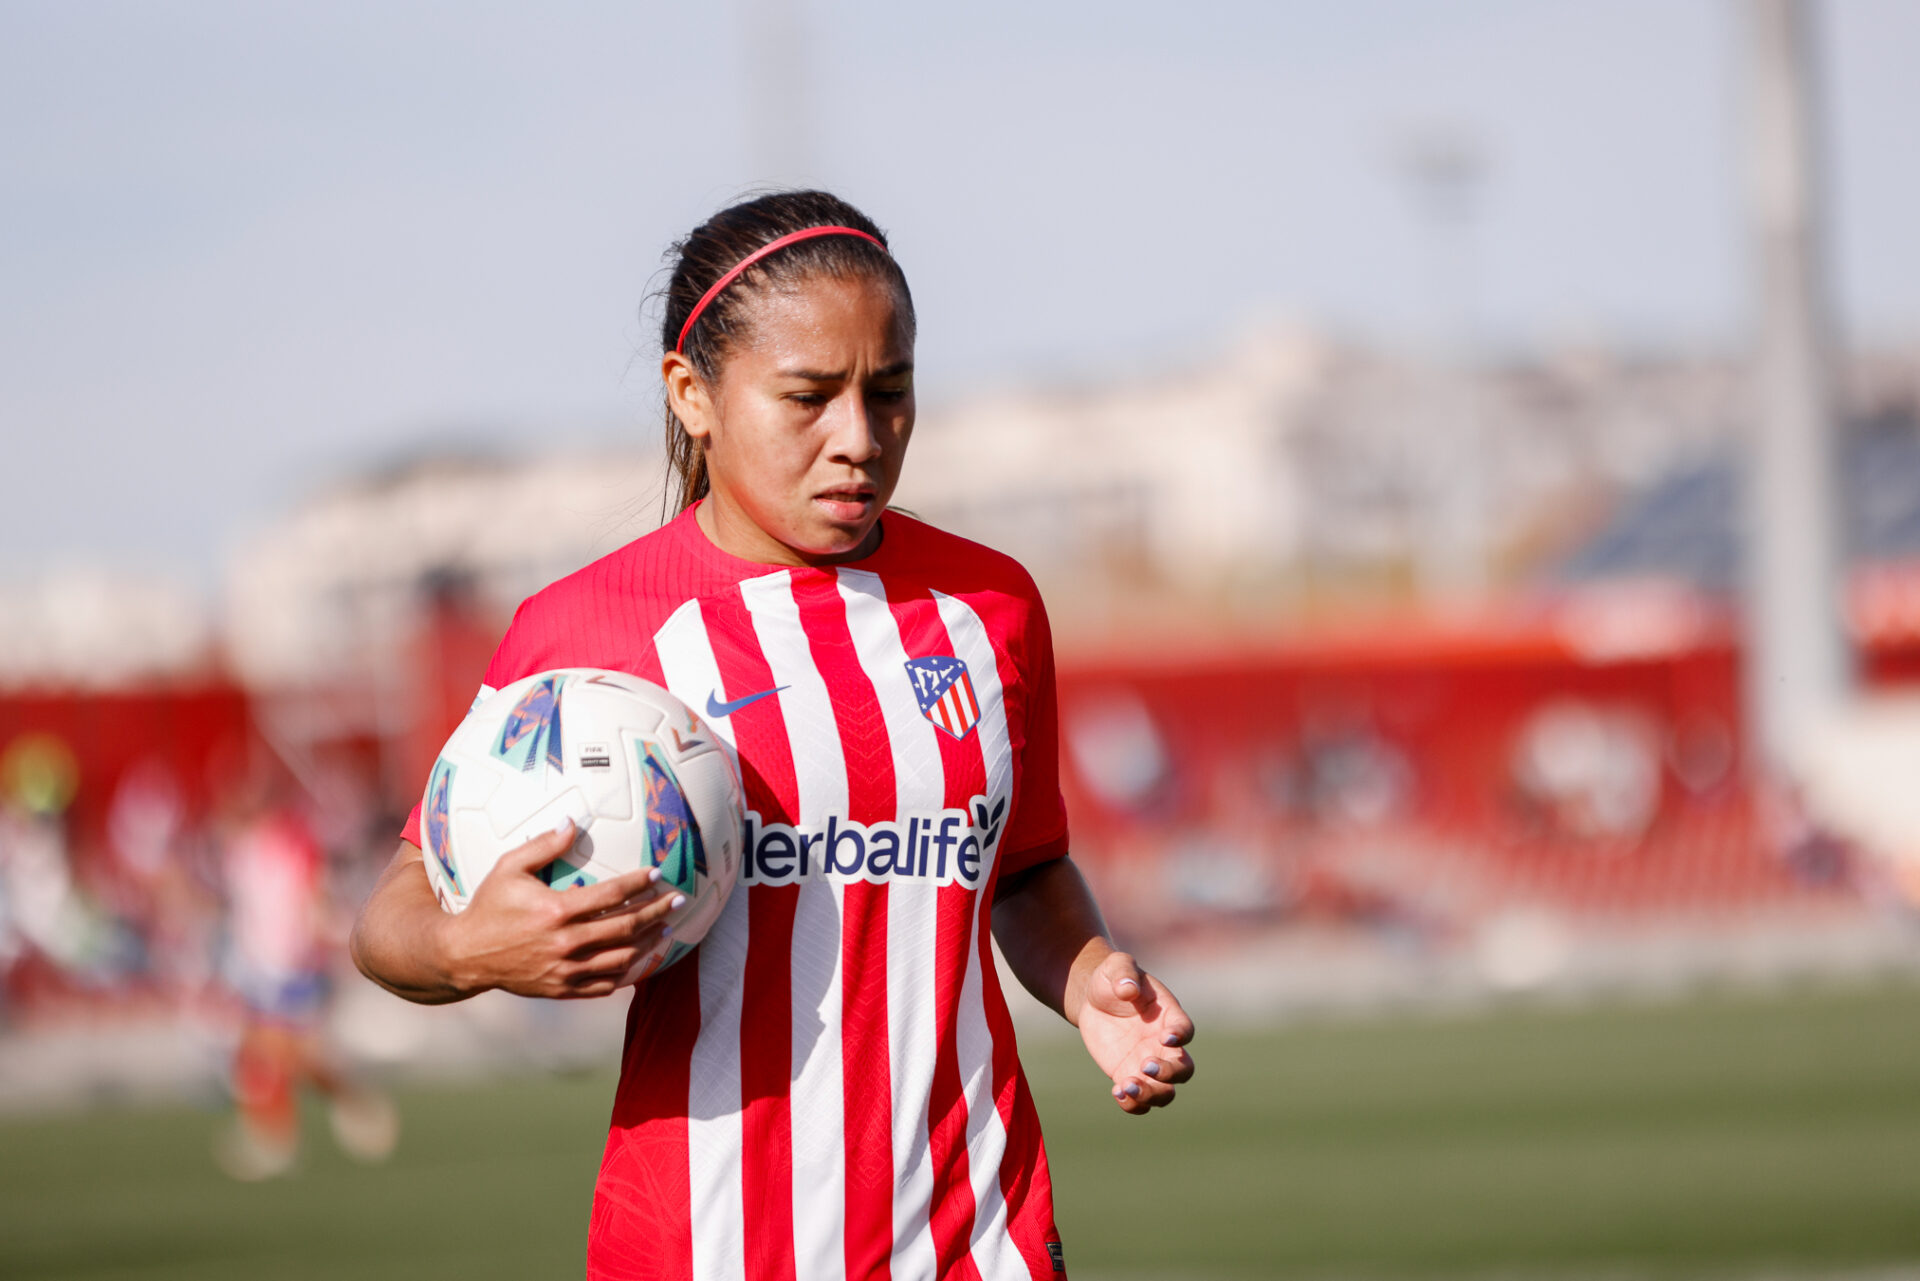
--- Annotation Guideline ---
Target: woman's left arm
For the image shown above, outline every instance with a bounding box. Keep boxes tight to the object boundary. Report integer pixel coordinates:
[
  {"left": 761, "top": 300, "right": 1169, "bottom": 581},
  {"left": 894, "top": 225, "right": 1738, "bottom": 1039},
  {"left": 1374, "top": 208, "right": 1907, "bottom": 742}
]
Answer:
[{"left": 991, "top": 854, "right": 1195, "bottom": 1114}]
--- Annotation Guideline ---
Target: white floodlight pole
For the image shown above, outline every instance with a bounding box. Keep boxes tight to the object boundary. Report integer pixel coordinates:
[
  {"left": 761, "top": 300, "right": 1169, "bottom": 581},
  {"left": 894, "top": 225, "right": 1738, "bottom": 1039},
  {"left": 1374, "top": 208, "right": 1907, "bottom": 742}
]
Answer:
[
  {"left": 1400, "top": 130, "right": 1488, "bottom": 603},
  {"left": 1741, "top": 0, "right": 1852, "bottom": 778}
]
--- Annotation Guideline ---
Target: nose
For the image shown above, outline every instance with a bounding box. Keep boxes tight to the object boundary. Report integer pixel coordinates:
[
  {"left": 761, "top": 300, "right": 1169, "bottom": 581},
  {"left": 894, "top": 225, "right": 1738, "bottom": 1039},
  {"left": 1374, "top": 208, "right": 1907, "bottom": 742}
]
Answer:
[{"left": 827, "top": 389, "right": 883, "bottom": 466}]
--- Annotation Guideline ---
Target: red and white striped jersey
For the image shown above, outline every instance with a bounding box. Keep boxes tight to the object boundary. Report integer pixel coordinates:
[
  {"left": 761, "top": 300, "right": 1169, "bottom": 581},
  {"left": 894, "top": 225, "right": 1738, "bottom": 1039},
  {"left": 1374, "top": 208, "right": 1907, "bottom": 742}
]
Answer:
[{"left": 405, "top": 505, "right": 1070, "bottom": 1280}]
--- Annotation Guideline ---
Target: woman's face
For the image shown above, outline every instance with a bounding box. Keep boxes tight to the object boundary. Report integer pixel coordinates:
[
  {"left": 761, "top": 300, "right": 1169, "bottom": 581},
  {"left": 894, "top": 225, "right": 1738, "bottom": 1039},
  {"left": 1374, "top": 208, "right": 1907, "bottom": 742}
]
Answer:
[{"left": 666, "top": 273, "right": 915, "bottom": 567}]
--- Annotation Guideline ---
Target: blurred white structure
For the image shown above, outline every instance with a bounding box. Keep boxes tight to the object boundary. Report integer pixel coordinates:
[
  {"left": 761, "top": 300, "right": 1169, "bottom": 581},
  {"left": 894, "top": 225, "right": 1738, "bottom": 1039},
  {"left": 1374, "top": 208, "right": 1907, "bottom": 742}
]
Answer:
[
  {"left": 224, "top": 450, "right": 665, "bottom": 688},
  {"left": 897, "top": 324, "right": 1325, "bottom": 587},
  {"left": 897, "top": 324, "right": 1833, "bottom": 614},
  {"left": 0, "top": 570, "right": 210, "bottom": 688},
  {"left": 203, "top": 329, "right": 1920, "bottom": 690},
  {"left": 1740, "top": 0, "right": 1852, "bottom": 775}
]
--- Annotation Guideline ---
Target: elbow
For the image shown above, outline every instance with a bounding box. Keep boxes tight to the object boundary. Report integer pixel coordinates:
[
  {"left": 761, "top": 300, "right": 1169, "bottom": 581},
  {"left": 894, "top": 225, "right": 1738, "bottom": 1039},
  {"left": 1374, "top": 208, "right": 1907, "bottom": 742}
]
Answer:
[
  {"left": 346, "top": 899, "right": 467, "bottom": 1007},
  {"left": 346, "top": 910, "right": 399, "bottom": 998},
  {"left": 347, "top": 912, "right": 375, "bottom": 985}
]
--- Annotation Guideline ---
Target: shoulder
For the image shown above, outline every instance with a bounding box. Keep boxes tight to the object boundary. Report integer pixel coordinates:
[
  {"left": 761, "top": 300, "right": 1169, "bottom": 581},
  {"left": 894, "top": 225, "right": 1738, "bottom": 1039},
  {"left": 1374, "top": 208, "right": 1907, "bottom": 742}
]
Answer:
[
  {"left": 877, "top": 512, "right": 1052, "bottom": 661},
  {"left": 492, "top": 515, "right": 709, "bottom": 673},
  {"left": 878, "top": 511, "right": 1044, "bottom": 606}
]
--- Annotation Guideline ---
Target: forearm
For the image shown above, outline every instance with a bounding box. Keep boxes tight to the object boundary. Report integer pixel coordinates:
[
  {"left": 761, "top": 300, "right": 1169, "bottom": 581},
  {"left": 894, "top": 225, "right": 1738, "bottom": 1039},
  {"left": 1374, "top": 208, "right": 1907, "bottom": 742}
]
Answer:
[
  {"left": 990, "top": 854, "right": 1114, "bottom": 1027},
  {"left": 349, "top": 842, "right": 471, "bottom": 1005}
]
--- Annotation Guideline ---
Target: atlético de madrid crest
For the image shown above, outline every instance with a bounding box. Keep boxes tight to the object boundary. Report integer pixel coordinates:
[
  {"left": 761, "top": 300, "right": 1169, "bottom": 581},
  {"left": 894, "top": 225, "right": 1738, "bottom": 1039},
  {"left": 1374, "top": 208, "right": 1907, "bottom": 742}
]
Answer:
[{"left": 904, "top": 655, "right": 981, "bottom": 741}]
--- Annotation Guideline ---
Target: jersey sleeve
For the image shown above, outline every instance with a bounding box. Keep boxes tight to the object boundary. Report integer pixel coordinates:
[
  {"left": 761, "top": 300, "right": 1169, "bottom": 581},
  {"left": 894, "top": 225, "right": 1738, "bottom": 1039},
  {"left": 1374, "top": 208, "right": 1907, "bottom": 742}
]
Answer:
[
  {"left": 397, "top": 601, "right": 541, "bottom": 848},
  {"left": 995, "top": 587, "right": 1070, "bottom": 878}
]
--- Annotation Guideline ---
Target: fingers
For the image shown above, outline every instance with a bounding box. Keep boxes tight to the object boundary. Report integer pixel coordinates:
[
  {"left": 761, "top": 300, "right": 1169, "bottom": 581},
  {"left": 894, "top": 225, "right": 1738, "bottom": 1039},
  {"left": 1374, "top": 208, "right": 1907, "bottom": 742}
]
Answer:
[
  {"left": 562, "top": 889, "right": 684, "bottom": 957},
  {"left": 557, "top": 922, "right": 673, "bottom": 995},
  {"left": 486, "top": 827, "right": 672, "bottom": 924},
  {"left": 1138, "top": 1044, "right": 1195, "bottom": 1086},
  {"left": 493, "top": 818, "right": 581, "bottom": 876},
  {"left": 1098, "top": 965, "right": 1196, "bottom": 1115},
  {"left": 1145, "top": 974, "right": 1197, "bottom": 1048},
  {"left": 1112, "top": 1071, "right": 1177, "bottom": 1113},
  {"left": 1086, "top": 950, "right": 1151, "bottom": 1019},
  {"left": 1111, "top": 1042, "right": 1192, "bottom": 1113},
  {"left": 566, "top": 865, "right": 667, "bottom": 922}
]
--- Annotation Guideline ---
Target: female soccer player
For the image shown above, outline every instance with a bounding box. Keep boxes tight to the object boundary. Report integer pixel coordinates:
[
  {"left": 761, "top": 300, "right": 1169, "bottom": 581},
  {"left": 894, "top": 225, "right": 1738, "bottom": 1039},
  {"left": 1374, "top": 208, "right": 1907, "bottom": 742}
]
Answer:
[{"left": 352, "top": 190, "right": 1196, "bottom": 1280}]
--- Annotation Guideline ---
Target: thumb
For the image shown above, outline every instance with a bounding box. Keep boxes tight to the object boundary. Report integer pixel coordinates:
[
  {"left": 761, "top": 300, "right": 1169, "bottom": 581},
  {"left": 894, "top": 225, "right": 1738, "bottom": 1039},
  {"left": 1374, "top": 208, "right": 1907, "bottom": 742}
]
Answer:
[
  {"left": 494, "top": 818, "right": 577, "bottom": 876},
  {"left": 1085, "top": 950, "right": 1149, "bottom": 1019}
]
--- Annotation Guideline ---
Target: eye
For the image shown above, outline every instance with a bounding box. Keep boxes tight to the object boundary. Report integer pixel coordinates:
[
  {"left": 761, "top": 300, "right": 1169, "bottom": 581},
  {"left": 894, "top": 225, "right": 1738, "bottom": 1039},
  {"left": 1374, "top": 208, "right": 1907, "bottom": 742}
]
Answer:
[{"left": 870, "top": 384, "right": 912, "bottom": 403}]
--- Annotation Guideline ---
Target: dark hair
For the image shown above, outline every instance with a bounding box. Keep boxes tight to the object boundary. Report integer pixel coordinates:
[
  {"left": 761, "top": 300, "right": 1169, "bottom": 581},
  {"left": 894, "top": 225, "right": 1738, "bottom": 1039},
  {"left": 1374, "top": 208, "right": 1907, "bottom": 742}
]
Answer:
[{"left": 657, "top": 190, "right": 915, "bottom": 513}]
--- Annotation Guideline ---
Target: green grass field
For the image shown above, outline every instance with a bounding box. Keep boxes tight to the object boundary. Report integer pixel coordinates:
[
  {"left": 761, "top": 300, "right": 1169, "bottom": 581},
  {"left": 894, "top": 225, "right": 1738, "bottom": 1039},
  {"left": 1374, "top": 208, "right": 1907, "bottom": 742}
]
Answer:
[{"left": 5, "top": 981, "right": 1920, "bottom": 1280}]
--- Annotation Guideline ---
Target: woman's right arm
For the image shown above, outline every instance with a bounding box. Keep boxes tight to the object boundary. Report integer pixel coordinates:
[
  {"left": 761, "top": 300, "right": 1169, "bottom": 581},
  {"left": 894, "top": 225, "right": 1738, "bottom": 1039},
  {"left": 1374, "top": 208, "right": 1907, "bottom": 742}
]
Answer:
[{"left": 350, "top": 820, "right": 678, "bottom": 1004}]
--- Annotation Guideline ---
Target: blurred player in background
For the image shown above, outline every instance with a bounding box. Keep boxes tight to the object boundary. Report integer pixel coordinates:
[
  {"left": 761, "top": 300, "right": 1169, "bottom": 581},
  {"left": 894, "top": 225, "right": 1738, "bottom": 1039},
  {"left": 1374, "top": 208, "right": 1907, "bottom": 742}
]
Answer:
[
  {"left": 353, "top": 191, "right": 1195, "bottom": 1278},
  {"left": 216, "top": 760, "right": 396, "bottom": 1179}
]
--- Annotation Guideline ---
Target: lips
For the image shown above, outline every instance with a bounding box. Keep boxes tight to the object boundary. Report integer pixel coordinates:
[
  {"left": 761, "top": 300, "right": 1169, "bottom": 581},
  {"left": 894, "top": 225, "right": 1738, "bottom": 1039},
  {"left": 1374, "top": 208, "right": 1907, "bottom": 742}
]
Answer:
[{"left": 814, "top": 486, "right": 875, "bottom": 519}]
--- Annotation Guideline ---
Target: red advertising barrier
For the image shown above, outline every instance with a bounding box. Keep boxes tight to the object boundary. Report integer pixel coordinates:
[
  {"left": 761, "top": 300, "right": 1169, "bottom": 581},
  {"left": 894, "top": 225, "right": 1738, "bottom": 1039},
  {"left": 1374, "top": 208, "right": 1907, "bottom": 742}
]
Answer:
[
  {"left": 0, "top": 684, "right": 254, "bottom": 864},
  {"left": 1053, "top": 599, "right": 1869, "bottom": 939}
]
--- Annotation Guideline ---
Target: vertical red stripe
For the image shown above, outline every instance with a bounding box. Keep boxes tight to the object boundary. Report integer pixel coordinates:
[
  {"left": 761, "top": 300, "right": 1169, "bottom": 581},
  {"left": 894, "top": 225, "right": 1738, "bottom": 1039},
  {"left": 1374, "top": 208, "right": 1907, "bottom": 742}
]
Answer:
[
  {"left": 590, "top": 646, "right": 698, "bottom": 1281},
  {"left": 978, "top": 905, "right": 1061, "bottom": 1279},
  {"left": 884, "top": 587, "right": 995, "bottom": 1281},
  {"left": 960, "top": 673, "right": 981, "bottom": 724},
  {"left": 963, "top": 587, "right": 1065, "bottom": 1275},
  {"left": 926, "top": 881, "right": 984, "bottom": 1281},
  {"left": 741, "top": 885, "right": 799, "bottom": 1281},
  {"left": 841, "top": 873, "right": 896, "bottom": 1281},
  {"left": 590, "top": 957, "right": 701, "bottom": 1281},
  {"left": 790, "top": 572, "right": 897, "bottom": 1281},
  {"left": 703, "top": 586, "right": 804, "bottom": 1281}
]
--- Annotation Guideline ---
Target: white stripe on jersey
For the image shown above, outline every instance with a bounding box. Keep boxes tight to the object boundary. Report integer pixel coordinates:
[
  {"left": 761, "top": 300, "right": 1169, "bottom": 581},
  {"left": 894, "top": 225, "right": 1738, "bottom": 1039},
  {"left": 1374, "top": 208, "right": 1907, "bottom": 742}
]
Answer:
[
  {"left": 837, "top": 569, "right": 943, "bottom": 1279},
  {"left": 652, "top": 599, "right": 748, "bottom": 1281},
  {"left": 934, "top": 591, "right": 1029, "bottom": 1281},
  {"left": 741, "top": 571, "right": 848, "bottom": 1281}
]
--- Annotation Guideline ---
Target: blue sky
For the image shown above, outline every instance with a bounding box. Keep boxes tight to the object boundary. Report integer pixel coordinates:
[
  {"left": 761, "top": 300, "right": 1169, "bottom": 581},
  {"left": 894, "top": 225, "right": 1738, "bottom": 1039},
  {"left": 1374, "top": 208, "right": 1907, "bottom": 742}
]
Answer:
[{"left": 3, "top": 0, "right": 1916, "bottom": 588}]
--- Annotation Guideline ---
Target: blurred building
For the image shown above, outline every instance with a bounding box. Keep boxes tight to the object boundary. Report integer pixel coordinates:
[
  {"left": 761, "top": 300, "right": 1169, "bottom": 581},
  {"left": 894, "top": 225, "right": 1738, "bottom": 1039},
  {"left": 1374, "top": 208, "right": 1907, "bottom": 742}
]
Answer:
[
  {"left": 901, "top": 326, "right": 1920, "bottom": 623},
  {"left": 223, "top": 449, "right": 668, "bottom": 690},
  {"left": 196, "top": 326, "right": 1920, "bottom": 680},
  {"left": 0, "top": 571, "right": 211, "bottom": 689},
  {"left": 895, "top": 325, "right": 1325, "bottom": 592}
]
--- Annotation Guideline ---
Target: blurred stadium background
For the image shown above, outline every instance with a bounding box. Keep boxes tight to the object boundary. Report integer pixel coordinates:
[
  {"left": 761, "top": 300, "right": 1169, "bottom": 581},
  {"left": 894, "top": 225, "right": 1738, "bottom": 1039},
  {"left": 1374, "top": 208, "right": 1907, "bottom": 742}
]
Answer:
[{"left": 5, "top": 1, "right": 1920, "bottom": 1277}]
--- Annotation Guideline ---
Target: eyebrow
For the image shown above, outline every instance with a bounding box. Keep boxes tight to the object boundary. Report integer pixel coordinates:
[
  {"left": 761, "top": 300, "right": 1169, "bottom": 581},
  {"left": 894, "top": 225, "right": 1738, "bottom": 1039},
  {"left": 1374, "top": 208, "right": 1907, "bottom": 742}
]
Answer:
[{"left": 779, "top": 360, "right": 915, "bottom": 381}]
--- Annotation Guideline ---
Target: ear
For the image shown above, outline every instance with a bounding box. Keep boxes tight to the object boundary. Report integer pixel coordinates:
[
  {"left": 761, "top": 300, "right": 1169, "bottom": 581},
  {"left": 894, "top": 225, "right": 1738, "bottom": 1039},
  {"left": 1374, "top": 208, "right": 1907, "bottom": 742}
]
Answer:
[{"left": 662, "top": 351, "right": 717, "bottom": 441}]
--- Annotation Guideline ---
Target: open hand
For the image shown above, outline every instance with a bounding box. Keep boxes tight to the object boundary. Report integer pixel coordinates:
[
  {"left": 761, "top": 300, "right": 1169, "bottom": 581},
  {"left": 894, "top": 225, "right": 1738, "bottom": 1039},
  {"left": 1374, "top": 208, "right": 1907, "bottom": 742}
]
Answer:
[
  {"left": 437, "top": 820, "right": 680, "bottom": 999},
  {"left": 1074, "top": 949, "right": 1195, "bottom": 1115}
]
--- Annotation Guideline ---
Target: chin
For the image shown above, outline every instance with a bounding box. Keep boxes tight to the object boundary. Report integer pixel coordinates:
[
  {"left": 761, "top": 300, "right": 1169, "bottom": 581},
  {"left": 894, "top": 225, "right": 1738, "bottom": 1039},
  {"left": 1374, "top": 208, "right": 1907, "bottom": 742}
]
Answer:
[{"left": 787, "top": 515, "right": 881, "bottom": 563}]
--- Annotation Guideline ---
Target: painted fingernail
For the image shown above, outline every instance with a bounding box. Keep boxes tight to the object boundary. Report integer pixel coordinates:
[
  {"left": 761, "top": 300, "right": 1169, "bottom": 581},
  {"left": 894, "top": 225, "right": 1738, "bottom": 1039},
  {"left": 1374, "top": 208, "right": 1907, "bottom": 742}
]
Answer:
[
  {"left": 1142, "top": 1060, "right": 1161, "bottom": 1078},
  {"left": 670, "top": 894, "right": 688, "bottom": 910},
  {"left": 1162, "top": 1033, "right": 1181, "bottom": 1047},
  {"left": 661, "top": 925, "right": 675, "bottom": 940},
  {"left": 1113, "top": 1087, "right": 1128, "bottom": 1101},
  {"left": 648, "top": 866, "right": 664, "bottom": 883},
  {"left": 1123, "top": 1081, "right": 1141, "bottom": 1098},
  {"left": 548, "top": 817, "right": 573, "bottom": 836},
  {"left": 1116, "top": 979, "right": 1139, "bottom": 998}
]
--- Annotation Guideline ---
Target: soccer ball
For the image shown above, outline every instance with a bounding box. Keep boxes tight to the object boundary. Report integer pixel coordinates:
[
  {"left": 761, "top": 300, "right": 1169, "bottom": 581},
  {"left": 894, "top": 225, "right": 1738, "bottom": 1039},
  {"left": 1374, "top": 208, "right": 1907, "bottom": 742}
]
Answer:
[{"left": 419, "top": 668, "right": 744, "bottom": 982}]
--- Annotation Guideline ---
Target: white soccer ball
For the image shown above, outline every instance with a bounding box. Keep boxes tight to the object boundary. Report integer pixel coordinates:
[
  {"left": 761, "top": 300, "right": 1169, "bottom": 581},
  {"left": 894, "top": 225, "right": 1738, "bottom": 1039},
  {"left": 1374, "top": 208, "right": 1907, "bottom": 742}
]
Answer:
[{"left": 419, "top": 668, "right": 744, "bottom": 983}]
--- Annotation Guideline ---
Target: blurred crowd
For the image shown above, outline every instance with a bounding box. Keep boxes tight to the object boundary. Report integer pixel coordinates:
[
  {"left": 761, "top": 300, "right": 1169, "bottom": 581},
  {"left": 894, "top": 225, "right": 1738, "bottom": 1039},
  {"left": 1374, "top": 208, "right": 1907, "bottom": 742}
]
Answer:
[
  {"left": 0, "top": 728, "right": 402, "bottom": 1174},
  {"left": 1054, "top": 630, "right": 1879, "bottom": 965},
  {"left": 0, "top": 617, "right": 1900, "bottom": 1035},
  {"left": 0, "top": 732, "right": 387, "bottom": 1032}
]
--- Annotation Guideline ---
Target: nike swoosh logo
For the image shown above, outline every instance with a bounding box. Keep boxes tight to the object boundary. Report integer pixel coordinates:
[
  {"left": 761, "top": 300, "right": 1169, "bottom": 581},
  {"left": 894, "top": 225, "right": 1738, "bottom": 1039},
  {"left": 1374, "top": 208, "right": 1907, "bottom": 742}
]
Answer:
[{"left": 706, "top": 685, "right": 788, "bottom": 718}]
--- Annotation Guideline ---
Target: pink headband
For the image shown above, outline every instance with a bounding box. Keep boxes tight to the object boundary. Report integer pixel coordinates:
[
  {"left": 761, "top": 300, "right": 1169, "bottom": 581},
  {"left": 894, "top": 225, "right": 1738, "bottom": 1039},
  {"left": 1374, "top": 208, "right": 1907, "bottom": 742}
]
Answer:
[{"left": 675, "top": 225, "right": 889, "bottom": 354}]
